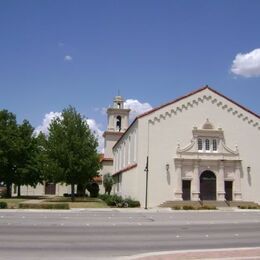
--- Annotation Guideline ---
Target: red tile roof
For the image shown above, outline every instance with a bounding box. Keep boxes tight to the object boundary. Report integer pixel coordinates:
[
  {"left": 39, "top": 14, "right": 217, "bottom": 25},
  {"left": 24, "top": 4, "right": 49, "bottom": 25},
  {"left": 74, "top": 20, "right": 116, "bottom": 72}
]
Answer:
[
  {"left": 113, "top": 163, "right": 137, "bottom": 176},
  {"left": 101, "top": 157, "right": 113, "bottom": 162}
]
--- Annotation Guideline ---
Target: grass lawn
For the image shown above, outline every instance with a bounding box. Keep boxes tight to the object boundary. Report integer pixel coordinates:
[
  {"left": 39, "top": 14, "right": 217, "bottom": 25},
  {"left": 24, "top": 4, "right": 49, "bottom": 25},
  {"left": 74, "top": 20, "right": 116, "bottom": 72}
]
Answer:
[
  {"left": 0, "top": 198, "right": 27, "bottom": 209},
  {"left": 45, "top": 197, "right": 102, "bottom": 203},
  {"left": 0, "top": 196, "right": 109, "bottom": 209},
  {"left": 45, "top": 196, "right": 109, "bottom": 208},
  {"left": 68, "top": 201, "right": 109, "bottom": 208}
]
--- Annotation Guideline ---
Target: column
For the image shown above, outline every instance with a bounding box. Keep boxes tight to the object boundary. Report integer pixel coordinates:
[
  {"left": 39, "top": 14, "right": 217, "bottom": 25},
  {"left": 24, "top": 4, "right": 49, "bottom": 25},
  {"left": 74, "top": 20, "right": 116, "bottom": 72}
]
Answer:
[
  {"left": 217, "top": 161, "right": 225, "bottom": 201},
  {"left": 174, "top": 159, "right": 183, "bottom": 200},
  {"left": 234, "top": 161, "right": 242, "bottom": 201},
  {"left": 191, "top": 161, "right": 200, "bottom": 201}
]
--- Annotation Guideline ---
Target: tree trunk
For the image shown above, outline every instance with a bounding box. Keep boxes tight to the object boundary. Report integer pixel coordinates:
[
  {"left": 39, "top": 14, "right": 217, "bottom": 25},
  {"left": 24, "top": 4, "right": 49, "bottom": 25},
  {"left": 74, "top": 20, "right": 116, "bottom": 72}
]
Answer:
[
  {"left": 17, "top": 184, "right": 21, "bottom": 197},
  {"left": 71, "top": 183, "right": 75, "bottom": 202},
  {"left": 6, "top": 183, "right": 12, "bottom": 198},
  {"left": 77, "top": 184, "right": 85, "bottom": 197}
]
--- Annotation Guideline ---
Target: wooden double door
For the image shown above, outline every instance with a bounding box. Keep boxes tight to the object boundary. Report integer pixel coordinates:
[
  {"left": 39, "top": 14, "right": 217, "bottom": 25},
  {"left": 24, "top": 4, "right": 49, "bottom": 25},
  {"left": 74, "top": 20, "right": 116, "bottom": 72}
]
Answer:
[{"left": 200, "top": 171, "right": 216, "bottom": 201}]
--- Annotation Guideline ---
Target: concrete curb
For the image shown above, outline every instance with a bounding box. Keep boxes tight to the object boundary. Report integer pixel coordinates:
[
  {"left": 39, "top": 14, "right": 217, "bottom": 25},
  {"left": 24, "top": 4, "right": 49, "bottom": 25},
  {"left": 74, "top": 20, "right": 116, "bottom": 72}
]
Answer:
[
  {"left": 121, "top": 247, "right": 260, "bottom": 260},
  {"left": 1, "top": 207, "right": 260, "bottom": 213}
]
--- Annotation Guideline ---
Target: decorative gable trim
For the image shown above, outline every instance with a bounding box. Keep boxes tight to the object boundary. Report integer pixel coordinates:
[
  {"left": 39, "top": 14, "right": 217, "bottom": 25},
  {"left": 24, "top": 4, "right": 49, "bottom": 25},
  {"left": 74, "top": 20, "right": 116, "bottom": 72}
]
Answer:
[
  {"left": 114, "top": 86, "right": 260, "bottom": 148},
  {"left": 148, "top": 92, "right": 260, "bottom": 131},
  {"left": 176, "top": 124, "right": 239, "bottom": 161}
]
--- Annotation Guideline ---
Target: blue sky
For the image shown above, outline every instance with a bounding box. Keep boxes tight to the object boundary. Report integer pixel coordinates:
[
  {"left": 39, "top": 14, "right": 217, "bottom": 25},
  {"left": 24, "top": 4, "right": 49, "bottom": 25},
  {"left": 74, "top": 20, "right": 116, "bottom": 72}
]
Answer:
[{"left": 1, "top": 0, "right": 260, "bottom": 145}]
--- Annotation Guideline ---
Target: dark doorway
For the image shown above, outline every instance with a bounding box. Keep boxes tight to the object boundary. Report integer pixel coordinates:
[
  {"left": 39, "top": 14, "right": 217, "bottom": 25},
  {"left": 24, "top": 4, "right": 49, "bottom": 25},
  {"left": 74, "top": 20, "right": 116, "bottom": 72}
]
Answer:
[
  {"left": 225, "top": 181, "right": 233, "bottom": 201},
  {"left": 182, "top": 180, "right": 191, "bottom": 200},
  {"left": 45, "top": 183, "right": 56, "bottom": 195},
  {"left": 200, "top": 171, "right": 216, "bottom": 200}
]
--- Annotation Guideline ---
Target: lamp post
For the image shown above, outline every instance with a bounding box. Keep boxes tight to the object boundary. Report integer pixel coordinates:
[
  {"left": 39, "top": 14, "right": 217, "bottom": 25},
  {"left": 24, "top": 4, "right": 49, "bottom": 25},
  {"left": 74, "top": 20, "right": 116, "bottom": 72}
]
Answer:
[{"left": 144, "top": 156, "right": 149, "bottom": 209}]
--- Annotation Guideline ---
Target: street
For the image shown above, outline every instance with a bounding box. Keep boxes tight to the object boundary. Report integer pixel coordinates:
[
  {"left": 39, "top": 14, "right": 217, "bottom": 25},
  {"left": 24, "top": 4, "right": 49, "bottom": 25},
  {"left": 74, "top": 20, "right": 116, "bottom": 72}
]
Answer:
[{"left": 0, "top": 210, "right": 260, "bottom": 259}]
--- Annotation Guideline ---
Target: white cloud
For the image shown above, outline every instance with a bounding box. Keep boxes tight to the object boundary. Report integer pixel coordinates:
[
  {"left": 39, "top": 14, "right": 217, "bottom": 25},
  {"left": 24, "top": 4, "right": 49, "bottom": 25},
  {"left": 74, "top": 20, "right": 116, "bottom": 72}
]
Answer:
[
  {"left": 231, "top": 48, "right": 260, "bottom": 77},
  {"left": 124, "top": 99, "right": 153, "bottom": 121},
  {"left": 64, "top": 55, "right": 72, "bottom": 61},
  {"left": 86, "top": 119, "right": 104, "bottom": 152},
  {"left": 34, "top": 112, "right": 62, "bottom": 136},
  {"left": 34, "top": 112, "right": 104, "bottom": 152}
]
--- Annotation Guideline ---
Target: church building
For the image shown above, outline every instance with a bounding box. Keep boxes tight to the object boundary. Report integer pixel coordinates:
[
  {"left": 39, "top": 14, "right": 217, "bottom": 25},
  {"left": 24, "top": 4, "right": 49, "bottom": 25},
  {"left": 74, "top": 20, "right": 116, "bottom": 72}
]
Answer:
[{"left": 102, "top": 86, "right": 260, "bottom": 207}]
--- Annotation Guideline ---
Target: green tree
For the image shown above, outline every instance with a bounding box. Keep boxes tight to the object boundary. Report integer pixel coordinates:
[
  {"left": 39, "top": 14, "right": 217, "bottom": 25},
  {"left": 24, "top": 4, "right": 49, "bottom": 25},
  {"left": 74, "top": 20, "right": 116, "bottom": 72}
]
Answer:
[
  {"left": 103, "top": 173, "right": 114, "bottom": 195},
  {"left": 47, "top": 106, "right": 101, "bottom": 201},
  {"left": 0, "top": 110, "right": 19, "bottom": 197},
  {"left": 15, "top": 120, "right": 40, "bottom": 196},
  {"left": 32, "top": 132, "right": 57, "bottom": 185}
]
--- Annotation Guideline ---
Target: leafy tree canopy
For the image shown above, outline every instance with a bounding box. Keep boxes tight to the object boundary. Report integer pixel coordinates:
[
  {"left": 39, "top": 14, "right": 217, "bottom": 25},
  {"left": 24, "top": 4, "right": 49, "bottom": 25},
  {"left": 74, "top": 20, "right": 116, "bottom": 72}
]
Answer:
[
  {"left": 0, "top": 110, "right": 41, "bottom": 196},
  {"left": 47, "top": 106, "right": 101, "bottom": 199}
]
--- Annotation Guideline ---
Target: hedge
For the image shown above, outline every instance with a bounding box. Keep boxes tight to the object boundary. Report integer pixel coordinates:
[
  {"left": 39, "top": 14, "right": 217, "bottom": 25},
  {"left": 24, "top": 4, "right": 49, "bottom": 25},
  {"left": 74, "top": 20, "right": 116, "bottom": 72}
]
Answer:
[
  {"left": 19, "top": 203, "right": 70, "bottom": 209},
  {"left": 0, "top": 201, "right": 8, "bottom": 209}
]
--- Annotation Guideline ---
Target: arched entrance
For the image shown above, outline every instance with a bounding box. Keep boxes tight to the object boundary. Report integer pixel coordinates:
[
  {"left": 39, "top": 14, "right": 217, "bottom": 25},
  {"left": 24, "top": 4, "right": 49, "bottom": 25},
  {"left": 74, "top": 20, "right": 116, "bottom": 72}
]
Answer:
[{"left": 200, "top": 170, "right": 216, "bottom": 200}]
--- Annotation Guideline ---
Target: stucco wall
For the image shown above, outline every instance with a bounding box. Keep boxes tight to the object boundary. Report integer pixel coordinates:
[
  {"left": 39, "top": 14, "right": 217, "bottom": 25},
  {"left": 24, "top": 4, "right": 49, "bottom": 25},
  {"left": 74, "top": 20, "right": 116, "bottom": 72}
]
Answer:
[{"left": 119, "top": 88, "right": 260, "bottom": 207}]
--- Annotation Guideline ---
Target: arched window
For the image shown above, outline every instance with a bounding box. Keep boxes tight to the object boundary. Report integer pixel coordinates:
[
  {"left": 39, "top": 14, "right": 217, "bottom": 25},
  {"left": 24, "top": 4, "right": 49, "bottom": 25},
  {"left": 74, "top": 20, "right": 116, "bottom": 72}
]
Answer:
[
  {"left": 116, "top": 116, "right": 122, "bottom": 131},
  {"left": 205, "top": 139, "right": 210, "bottom": 151},
  {"left": 213, "top": 139, "right": 217, "bottom": 151},
  {"left": 198, "top": 138, "right": 203, "bottom": 151}
]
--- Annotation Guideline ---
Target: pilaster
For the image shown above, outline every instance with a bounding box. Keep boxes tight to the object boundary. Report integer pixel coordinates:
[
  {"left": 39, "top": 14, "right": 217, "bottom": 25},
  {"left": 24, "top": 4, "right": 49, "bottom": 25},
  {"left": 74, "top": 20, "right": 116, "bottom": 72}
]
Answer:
[
  {"left": 234, "top": 161, "right": 242, "bottom": 201},
  {"left": 217, "top": 160, "right": 225, "bottom": 201},
  {"left": 174, "top": 159, "right": 183, "bottom": 200},
  {"left": 191, "top": 161, "right": 200, "bottom": 201}
]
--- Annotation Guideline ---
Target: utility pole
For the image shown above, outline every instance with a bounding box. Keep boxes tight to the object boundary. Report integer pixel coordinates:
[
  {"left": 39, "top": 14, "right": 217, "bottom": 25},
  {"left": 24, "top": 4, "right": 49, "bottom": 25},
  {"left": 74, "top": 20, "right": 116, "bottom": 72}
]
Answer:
[{"left": 144, "top": 156, "right": 149, "bottom": 209}]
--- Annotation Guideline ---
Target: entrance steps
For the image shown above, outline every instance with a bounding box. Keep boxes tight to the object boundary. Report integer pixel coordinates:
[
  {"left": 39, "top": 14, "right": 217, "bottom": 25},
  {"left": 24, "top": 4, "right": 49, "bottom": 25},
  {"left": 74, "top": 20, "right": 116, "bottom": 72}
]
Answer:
[
  {"left": 159, "top": 200, "right": 259, "bottom": 208},
  {"left": 160, "top": 201, "right": 202, "bottom": 208},
  {"left": 228, "top": 201, "right": 259, "bottom": 208},
  {"left": 201, "top": 200, "right": 228, "bottom": 208}
]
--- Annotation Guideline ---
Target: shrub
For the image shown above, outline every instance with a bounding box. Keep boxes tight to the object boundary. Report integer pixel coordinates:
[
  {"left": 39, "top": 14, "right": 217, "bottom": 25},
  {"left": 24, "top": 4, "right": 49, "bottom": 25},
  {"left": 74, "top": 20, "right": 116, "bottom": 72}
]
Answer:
[
  {"left": 106, "top": 194, "right": 123, "bottom": 206},
  {"left": 19, "top": 203, "right": 69, "bottom": 209},
  {"left": 99, "top": 194, "right": 140, "bottom": 208},
  {"left": 0, "top": 201, "right": 8, "bottom": 209},
  {"left": 103, "top": 173, "right": 114, "bottom": 195},
  {"left": 86, "top": 182, "right": 99, "bottom": 198},
  {"left": 248, "top": 205, "right": 258, "bottom": 209},
  {"left": 98, "top": 194, "right": 110, "bottom": 201},
  {"left": 124, "top": 197, "right": 140, "bottom": 208},
  {"left": 182, "top": 205, "right": 195, "bottom": 210},
  {"left": 198, "top": 205, "right": 217, "bottom": 210},
  {"left": 172, "top": 206, "right": 181, "bottom": 210}
]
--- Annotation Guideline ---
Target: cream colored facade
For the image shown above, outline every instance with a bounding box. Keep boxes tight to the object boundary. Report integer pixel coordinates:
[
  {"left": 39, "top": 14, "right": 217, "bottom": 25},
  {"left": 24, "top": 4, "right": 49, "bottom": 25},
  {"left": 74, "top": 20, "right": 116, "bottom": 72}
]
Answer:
[
  {"left": 100, "top": 95, "right": 130, "bottom": 188},
  {"left": 112, "top": 86, "right": 260, "bottom": 207}
]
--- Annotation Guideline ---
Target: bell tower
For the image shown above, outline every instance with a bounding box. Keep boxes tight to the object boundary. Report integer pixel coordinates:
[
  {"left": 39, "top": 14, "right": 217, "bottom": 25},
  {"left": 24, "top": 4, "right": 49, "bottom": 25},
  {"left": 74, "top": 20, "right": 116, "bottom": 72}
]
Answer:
[{"left": 103, "top": 95, "right": 130, "bottom": 159}]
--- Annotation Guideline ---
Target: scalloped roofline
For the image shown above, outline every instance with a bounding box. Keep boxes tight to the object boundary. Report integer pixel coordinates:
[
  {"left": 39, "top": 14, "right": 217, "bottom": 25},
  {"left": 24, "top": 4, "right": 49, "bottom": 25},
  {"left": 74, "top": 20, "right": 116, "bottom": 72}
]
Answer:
[{"left": 113, "top": 85, "right": 259, "bottom": 149}]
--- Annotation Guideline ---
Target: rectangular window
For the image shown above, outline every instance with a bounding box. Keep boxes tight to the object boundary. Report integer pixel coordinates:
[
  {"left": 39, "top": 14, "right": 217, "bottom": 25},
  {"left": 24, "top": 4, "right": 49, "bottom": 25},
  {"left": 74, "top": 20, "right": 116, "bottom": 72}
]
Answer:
[
  {"left": 198, "top": 138, "right": 203, "bottom": 151},
  {"left": 205, "top": 139, "right": 210, "bottom": 151},
  {"left": 213, "top": 139, "right": 217, "bottom": 151}
]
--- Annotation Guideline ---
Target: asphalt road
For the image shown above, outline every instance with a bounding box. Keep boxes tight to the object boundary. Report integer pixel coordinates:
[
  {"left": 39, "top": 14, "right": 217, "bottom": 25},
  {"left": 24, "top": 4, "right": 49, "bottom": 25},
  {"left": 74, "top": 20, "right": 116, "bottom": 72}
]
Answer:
[{"left": 0, "top": 210, "right": 260, "bottom": 259}]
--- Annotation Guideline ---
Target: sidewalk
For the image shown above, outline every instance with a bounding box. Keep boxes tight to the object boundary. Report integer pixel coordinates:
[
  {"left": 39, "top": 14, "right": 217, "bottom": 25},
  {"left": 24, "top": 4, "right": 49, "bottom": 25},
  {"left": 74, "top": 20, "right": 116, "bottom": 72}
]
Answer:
[
  {"left": 124, "top": 247, "right": 260, "bottom": 260},
  {"left": 1, "top": 206, "right": 260, "bottom": 213}
]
